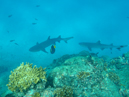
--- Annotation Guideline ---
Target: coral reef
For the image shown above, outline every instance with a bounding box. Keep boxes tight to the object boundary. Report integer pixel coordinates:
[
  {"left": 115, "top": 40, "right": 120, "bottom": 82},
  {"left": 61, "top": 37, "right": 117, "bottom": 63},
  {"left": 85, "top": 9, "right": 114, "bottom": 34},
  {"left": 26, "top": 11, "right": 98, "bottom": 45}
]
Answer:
[
  {"left": 3, "top": 50, "right": 129, "bottom": 97},
  {"left": 122, "top": 51, "right": 129, "bottom": 60},
  {"left": 40, "top": 86, "right": 54, "bottom": 97},
  {"left": 5, "top": 93, "right": 15, "bottom": 97},
  {"left": 108, "top": 72, "right": 120, "bottom": 85},
  {"left": 6, "top": 62, "right": 47, "bottom": 92},
  {"left": 32, "top": 92, "right": 40, "bottom": 97},
  {"left": 77, "top": 71, "right": 90, "bottom": 79},
  {"left": 110, "top": 56, "right": 128, "bottom": 69},
  {"left": 54, "top": 86, "right": 73, "bottom": 97}
]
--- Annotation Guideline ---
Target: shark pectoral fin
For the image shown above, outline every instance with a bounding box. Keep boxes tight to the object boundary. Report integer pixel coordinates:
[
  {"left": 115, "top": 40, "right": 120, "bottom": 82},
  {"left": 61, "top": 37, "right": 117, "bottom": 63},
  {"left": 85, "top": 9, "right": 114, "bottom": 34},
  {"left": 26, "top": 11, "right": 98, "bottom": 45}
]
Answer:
[
  {"left": 101, "top": 48, "right": 105, "bottom": 50},
  {"left": 42, "top": 49, "right": 48, "bottom": 53},
  {"left": 88, "top": 47, "right": 92, "bottom": 51}
]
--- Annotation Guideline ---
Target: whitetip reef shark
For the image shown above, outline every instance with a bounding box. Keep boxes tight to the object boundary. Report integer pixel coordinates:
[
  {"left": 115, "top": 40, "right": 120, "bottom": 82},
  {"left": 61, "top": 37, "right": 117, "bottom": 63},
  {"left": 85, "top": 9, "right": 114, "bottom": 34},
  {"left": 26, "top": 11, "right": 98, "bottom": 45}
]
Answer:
[
  {"left": 29, "top": 35, "right": 73, "bottom": 53},
  {"left": 79, "top": 40, "right": 128, "bottom": 51}
]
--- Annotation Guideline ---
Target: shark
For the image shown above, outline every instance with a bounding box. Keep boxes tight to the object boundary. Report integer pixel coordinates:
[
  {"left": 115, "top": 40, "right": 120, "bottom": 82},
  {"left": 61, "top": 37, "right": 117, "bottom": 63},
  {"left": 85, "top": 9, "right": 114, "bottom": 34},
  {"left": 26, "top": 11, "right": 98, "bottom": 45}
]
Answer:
[
  {"left": 79, "top": 40, "right": 128, "bottom": 51},
  {"left": 29, "top": 35, "right": 73, "bottom": 53}
]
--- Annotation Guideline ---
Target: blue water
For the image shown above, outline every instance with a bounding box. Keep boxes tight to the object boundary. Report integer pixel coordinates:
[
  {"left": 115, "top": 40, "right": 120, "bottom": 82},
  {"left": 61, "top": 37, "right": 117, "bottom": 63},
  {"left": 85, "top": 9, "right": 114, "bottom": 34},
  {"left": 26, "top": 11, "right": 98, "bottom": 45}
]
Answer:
[
  {"left": 0, "top": 0, "right": 129, "bottom": 96},
  {"left": 0, "top": 0, "right": 129, "bottom": 66}
]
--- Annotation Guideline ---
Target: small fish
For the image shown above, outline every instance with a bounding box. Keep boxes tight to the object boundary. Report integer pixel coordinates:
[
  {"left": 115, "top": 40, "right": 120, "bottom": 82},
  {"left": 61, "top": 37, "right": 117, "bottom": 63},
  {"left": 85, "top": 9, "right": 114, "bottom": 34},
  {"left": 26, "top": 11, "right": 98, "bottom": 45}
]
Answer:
[
  {"left": 32, "top": 23, "right": 37, "bottom": 25},
  {"left": 15, "top": 43, "right": 19, "bottom": 45},
  {"left": 8, "top": 15, "right": 12, "bottom": 17},
  {"left": 36, "top": 5, "right": 40, "bottom": 7},
  {"left": 50, "top": 45, "right": 56, "bottom": 54},
  {"left": 10, "top": 40, "right": 15, "bottom": 42}
]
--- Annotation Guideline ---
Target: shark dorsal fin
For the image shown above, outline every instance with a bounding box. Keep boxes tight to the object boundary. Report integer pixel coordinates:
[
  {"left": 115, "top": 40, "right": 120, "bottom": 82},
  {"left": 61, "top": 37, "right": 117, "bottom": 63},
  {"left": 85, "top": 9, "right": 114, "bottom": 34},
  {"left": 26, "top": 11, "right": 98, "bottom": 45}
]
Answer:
[
  {"left": 97, "top": 40, "right": 101, "bottom": 44},
  {"left": 58, "top": 35, "right": 61, "bottom": 39},
  {"left": 47, "top": 36, "right": 50, "bottom": 40},
  {"left": 110, "top": 43, "right": 113, "bottom": 46},
  {"left": 36, "top": 42, "right": 39, "bottom": 45}
]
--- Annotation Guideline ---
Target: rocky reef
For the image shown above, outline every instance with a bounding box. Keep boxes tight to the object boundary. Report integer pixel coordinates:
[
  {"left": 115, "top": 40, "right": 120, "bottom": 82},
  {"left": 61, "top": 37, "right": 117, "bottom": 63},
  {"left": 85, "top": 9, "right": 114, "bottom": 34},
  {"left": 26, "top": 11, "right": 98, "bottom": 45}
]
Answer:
[{"left": 2, "top": 50, "right": 129, "bottom": 97}]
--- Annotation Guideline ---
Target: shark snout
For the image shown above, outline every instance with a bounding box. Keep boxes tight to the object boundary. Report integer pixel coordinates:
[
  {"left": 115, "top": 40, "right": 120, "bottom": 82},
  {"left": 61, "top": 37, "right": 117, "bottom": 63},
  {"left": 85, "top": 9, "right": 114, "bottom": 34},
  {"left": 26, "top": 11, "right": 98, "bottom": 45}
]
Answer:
[{"left": 29, "top": 47, "right": 38, "bottom": 52}]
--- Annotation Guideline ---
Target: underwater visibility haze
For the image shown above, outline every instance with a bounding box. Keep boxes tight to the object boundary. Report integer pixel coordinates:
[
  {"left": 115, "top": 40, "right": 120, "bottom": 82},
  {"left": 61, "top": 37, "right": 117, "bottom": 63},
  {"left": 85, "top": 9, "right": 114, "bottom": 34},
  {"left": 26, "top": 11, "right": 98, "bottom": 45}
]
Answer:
[{"left": 0, "top": 0, "right": 129, "bottom": 96}]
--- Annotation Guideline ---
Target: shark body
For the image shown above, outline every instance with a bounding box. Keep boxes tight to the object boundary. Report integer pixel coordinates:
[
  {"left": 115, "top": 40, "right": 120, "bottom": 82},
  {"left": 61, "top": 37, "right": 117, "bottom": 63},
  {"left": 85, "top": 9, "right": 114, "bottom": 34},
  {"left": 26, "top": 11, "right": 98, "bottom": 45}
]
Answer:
[
  {"left": 79, "top": 41, "right": 128, "bottom": 51},
  {"left": 29, "top": 35, "right": 73, "bottom": 53}
]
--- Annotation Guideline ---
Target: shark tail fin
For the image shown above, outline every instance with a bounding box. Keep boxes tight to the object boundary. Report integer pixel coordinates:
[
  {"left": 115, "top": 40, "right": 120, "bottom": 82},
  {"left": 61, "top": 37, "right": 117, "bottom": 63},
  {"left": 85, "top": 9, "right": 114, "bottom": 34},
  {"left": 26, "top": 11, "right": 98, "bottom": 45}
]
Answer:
[
  {"left": 63, "top": 37, "right": 73, "bottom": 43},
  {"left": 117, "top": 45, "right": 128, "bottom": 51}
]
